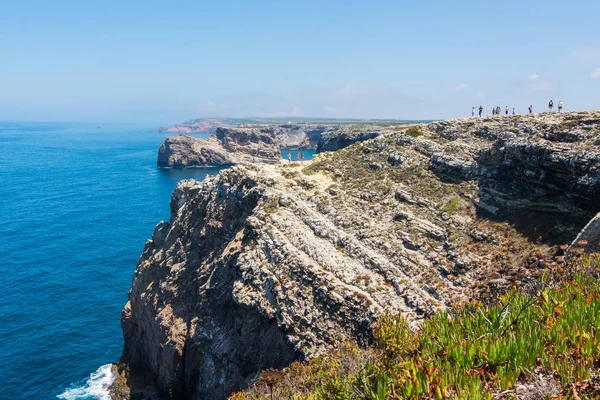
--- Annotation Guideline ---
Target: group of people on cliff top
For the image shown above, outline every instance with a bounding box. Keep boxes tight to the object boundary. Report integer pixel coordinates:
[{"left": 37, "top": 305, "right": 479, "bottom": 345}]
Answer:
[{"left": 472, "top": 100, "right": 563, "bottom": 117}]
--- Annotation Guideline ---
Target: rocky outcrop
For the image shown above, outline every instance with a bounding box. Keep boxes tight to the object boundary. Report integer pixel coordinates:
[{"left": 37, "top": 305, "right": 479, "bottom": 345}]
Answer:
[
  {"left": 316, "top": 126, "right": 385, "bottom": 153},
  {"left": 157, "top": 124, "right": 387, "bottom": 168},
  {"left": 269, "top": 124, "right": 330, "bottom": 149},
  {"left": 157, "top": 125, "right": 334, "bottom": 168},
  {"left": 159, "top": 119, "right": 233, "bottom": 134},
  {"left": 571, "top": 212, "right": 600, "bottom": 253},
  {"left": 426, "top": 112, "right": 600, "bottom": 214},
  {"left": 119, "top": 165, "right": 439, "bottom": 399},
  {"left": 157, "top": 129, "right": 281, "bottom": 168},
  {"left": 121, "top": 111, "right": 600, "bottom": 399}
]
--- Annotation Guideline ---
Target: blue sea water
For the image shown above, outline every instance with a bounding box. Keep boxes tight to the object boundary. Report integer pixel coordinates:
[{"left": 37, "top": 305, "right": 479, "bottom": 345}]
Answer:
[
  {"left": 0, "top": 122, "right": 227, "bottom": 399},
  {"left": 0, "top": 122, "right": 316, "bottom": 399}
]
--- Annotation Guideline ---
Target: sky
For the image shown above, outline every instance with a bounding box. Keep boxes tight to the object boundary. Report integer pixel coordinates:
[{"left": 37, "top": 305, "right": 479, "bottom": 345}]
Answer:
[{"left": 0, "top": 0, "right": 599, "bottom": 123}]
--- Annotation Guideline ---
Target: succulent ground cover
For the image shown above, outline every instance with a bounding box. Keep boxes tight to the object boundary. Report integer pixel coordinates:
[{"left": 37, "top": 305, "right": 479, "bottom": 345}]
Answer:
[{"left": 234, "top": 253, "right": 600, "bottom": 399}]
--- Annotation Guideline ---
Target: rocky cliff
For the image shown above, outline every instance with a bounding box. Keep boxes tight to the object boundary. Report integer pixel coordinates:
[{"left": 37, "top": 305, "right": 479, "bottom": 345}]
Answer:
[
  {"left": 157, "top": 124, "right": 377, "bottom": 168},
  {"left": 120, "top": 111, "right": 600, "bottom": 399},
  {"left": 157, "top": 128, "right": 281, "bottom": 168},
  {"left": 315, "top": 125, "right": 386, "bottom": 152},
  {"left": 159, "top": 119, "right": 233, "bottom": 134},
  {"left": 267, "top": 124, "right": 330, "bottom": 150}
]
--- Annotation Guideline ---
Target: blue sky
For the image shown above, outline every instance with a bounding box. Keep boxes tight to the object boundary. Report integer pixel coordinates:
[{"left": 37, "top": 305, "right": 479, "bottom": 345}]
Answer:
[{"left": 1, "top": 0, "right": 599, "bottom": 123}]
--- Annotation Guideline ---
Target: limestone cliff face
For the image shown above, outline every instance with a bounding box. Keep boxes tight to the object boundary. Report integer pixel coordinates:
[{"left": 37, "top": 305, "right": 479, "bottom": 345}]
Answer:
[
  {"left": 316, "top": 127, "right": 384, "bottom": 153},
  {"left": 157, "top": 125, "right": 336, "bottom": 168},
  {"left": 120, "top": 167, "right": 434, "bottom": 399},
  {"left": 267, "top": 124, "right": 329, "bottom": 150},
  {"left": 122, "top": 111, "right": 600, "bottom": 399},
  {"left": 157, "top": 129, "right": 281, "bottom": 168},
  {"left": 160, "top": 119, "right": 233, "bottom": 134}
]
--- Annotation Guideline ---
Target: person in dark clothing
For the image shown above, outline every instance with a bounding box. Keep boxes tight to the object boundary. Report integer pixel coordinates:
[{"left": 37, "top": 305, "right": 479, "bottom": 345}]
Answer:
[
  {"left": 529, "top": 104, "right": 533, "bottom": 114},
  {"left": 548, "top": 100, "right": 554, "bottom": 112},
  {"left": 478, "top": 105, "right": 483, "bottom": 117},
  {"left": 505, "top": 106, "right": 509, "bottom": 116}
]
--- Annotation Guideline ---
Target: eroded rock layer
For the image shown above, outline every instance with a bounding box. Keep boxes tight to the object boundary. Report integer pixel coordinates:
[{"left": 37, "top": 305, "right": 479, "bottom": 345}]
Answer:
[
  {"left": 156, "top": 124, "right": 396, "bottom": 168},
  {"left": 157, "top": 128, "right": 281, "bottom": 168},
  {"left": 122, "top": 111, "right": 600, "bottom": 399}
]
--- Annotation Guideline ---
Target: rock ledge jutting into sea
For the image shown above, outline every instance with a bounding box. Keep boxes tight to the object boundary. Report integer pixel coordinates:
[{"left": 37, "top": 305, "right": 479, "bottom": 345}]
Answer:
[
  {"left": 117, "top": 111, "right": 600, "bottom": 399},
  {"left": 156, "top": 124, "right": 394, "bottom": 167}
]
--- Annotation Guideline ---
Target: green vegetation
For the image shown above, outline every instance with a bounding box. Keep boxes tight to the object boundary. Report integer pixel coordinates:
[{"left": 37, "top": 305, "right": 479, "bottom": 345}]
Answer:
[
  {"left": 261, "top": 195, "right": 280, "bottom": 214},
  {"left": 558, "top": 120, "right": 579, "bottom": 131},
  {"left": 233, "top": 257, "right": 600, "bottom": 399},
  {"left": 301, "top": 142, "right": 455, "bottom": 202},
  {"left": 406, "top": 125, "right": 425, "bottom": 137},
  {"left": 443, "top": 197, "right": 460, "bottom": 215}
]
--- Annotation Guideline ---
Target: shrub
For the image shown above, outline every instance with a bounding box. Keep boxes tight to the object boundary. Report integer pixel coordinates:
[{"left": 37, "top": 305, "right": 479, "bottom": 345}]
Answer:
[
  {"left": 443, "top": 196, "right": 460, "bottom": 215},
  {"left": 406, "top": 125, "right": 425, "bottom": 137}
]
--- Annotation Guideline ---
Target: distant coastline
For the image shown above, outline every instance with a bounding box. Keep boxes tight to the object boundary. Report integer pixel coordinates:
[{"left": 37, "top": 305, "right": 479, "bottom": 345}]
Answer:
[{"left": 158, "top": 117, "right": 434, "bottom": 134}]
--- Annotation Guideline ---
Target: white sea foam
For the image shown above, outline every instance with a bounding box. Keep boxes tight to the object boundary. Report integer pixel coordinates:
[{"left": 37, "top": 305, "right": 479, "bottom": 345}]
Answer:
[{"left": 57, "top": 364, "right": 115, "bottom": 400}]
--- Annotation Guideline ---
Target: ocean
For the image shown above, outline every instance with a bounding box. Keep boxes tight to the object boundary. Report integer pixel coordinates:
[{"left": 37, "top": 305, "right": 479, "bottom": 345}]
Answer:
[{"left": 0, "top": 122, "right": 315, "bottom": 399}]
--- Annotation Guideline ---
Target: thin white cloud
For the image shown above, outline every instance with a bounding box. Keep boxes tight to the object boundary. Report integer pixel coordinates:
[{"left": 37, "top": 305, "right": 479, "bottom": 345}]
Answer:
[
  {"left": 517, "top": 74, "right": 556, "bottom": 93},
  {"left": 529, "top": 80, "right": 556, "bottom": 93},
  {"left": 591, "top": 67, "right": 600, "bottom": 79},
  {"left": 290, "top": 105, "right": 304, "bottom": 116},
  {"left": 340, "top": 82, "right": 362, "bottom": 95},
  {"left": 456, "top": 83, "right": 468, "bottom": 90},
  {"left": 197, "top": 101, "right": 229, "bottom": 112},
  {"left": 192, "top": 83, "right": 422, "bottom": 119},
  {"left": 477, "top": 92, "right": 486, "bottom": 99},
  {"left": 568, "top": 47, "right": 600, "bottom": 61},
  {"left": 323, "top": 106, "right": 339, "bottom": 115}
]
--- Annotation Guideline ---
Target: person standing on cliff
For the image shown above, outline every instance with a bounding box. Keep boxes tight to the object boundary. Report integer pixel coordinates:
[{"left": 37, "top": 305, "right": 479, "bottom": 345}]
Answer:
[
  {"left": 479, "top": 105, "right": 483, "bottom": 117},
  {"left": 505, "top": 106, "right": 509, "bottom": 116},
  {"left": 558, "top": 101, "right": 563, "bottom": 113},
  {"left": 513, "top": 107, "right": 516, "bottom": 115},
  {"left": 472, "top": 106, "right": 475, "bottom": 117},
  {"left": 548, "top": 100, "right": 554, "bottom": 112},
  {"left": 529, "top": 104, "right": 533, "bottom": 114}
]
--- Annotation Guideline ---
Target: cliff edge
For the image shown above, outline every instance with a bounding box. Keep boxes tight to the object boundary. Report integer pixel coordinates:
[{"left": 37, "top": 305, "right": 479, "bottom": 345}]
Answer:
[
  {"left": 157, "top": 124, "right": 392, "bottom": 168},
  {"left": 157, "top": 128, "right": 281, "bottom": 168},
  {"left": 120, "top": 111, "right": 600, "bottom": 399}
]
